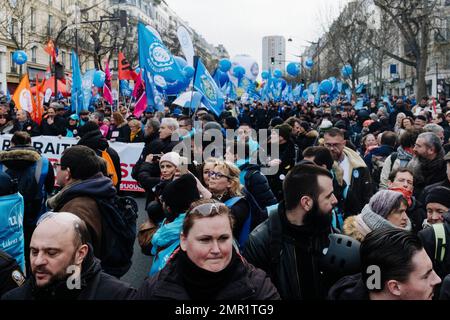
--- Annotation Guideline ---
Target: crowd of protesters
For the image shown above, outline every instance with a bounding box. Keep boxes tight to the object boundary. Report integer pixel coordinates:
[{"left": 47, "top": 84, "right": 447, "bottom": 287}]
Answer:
[{"left": 1, "top": 92, "right": 450, "bottom": 301}]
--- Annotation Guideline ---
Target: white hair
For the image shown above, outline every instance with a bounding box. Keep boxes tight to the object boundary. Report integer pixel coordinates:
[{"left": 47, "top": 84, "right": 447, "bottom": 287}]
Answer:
[{"left": 161, "top": 117, "right": 179, "bottom": 130}]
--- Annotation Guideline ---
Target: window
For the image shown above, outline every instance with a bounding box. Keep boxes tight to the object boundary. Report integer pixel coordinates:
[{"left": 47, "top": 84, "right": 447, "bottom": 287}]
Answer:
[
  {"left": 10, "top": 52, "right": 17, "bottom": 73},
  {"left": 31, "top": 46, "right": 37, "bottom": 63},
  {"left": 10, "top": 18, "right": 18, "bottom": 40},
  {"left": 48, "top": 0, "right": 52, "bottom": 6},
  {"left": 30, "top": 8, "right": 36, "bottom": 31}
]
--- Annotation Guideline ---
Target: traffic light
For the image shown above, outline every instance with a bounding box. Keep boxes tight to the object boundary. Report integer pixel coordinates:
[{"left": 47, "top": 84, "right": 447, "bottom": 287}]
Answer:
[{"left": 270, "top": 57, "right": 275, "bottom": 65}]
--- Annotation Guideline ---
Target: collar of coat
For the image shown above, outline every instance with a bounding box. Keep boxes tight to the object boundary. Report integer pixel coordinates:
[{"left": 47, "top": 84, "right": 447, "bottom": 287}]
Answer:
[
  {"left": 342, "top": 147, "right": 367, "bottom": 170},
  {"left": 0, "top": 148, "right": 40, "bottom": 163}
]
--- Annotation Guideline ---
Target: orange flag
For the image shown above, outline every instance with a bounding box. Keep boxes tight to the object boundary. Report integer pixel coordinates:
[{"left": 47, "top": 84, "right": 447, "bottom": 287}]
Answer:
[
  {"left": 118, "top": 51, "right": 137, "bottom": 81},
  {"left": 12, "top": 75, "right": 36, "bottom": 115},
  {"left": 44, "top": 39, "right": 57, "bottom": 64},
  {"left": 33, "top": 74, "right": 45, "bottom": 125}
]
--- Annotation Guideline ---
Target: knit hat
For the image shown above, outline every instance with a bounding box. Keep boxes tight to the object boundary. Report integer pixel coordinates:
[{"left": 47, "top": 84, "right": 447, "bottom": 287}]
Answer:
[
  {"left": 425, "top": 186, "right": 450, "bottom": 209},
  {"left": 161, "top": 174, "right": 200, "bottom": 214},
  {"left": 369, "top": 190, "right": 405, "bottom": 218},
  {"left": 319, "top": 119, "right": 333, "bottom": 131},
  {"left": 274, "top": 124, "right": 292, "bottom": 141},
  {"left": 368, "top": 121, "right": 382, "bottom": 133},
  {"left": 334, "top": 120, "right": 348, "bottom": 131},
  {"left": 160, "top": 152, "right": 180, "bottom": 168},
  {"left": 300, "top": 121, "right": 311, "bottom": 132},
  {"left": 269, "top": 117, "right": 284, "bottom": 128}
]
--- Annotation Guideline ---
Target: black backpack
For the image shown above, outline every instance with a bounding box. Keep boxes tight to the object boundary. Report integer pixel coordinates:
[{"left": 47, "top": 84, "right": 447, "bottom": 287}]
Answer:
[{"left": 95, "top": 196, "right": 138, "bottom": 278}]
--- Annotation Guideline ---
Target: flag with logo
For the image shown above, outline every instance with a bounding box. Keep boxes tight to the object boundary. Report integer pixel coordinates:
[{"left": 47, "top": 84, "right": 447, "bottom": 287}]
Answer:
[
  {"left": 6, "top": 88, "right": 11, "bottom": 102},
  {"left": 138, "top": 22, "right": 185, "bottom": 100},
  {"left": 103, "top": 60, "right": 113, "bottom": 105},
  {"left": 12, "top": 75, "right": 35, "bottom": 114},
  {"left": 193, "top": 57, "right": 224, "bottom": 116},
  {"left": 82, "top": 69, "right": 95, "bottom": 109},
  {"left": 44, "top": 39, "right": 57, "bottom": 64},
  {"left": 118, "top": 51, "right": 137, "bottom": 81},
  {"left": 33, "top": 74, "right": 45, "bottom": 125},
  {"left": 71, "top": 50, "right": 84, "bottom": 113}
]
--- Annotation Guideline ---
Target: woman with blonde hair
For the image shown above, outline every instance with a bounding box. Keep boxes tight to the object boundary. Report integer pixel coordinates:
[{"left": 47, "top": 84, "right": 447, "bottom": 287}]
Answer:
[{"left": 207, "top": 160, "right": 250, "bottom": 246}]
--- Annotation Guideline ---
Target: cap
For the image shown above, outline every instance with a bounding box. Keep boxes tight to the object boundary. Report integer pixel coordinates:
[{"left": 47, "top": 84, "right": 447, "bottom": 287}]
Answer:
[{"left": 69, "top": 114, "right": 79, "bottom": 121}]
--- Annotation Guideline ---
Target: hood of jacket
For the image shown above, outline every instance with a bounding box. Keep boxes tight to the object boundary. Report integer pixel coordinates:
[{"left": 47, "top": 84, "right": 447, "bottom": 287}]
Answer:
[
  {"left": 305, "top": 129, "right": 319, "bottom": 139},
  {"left": 371, "top": 145, "right": 395, "bottom": 157},
  {"left": 48, "top": 173, "right": 116, "bottom": 210},
  {"left": 328, "top": 273, "right": 369, "bottom": 300},
  {"left": 77, "top": 130, "right": 109, "bottom": 152},
  {"left": 0, "top": 147, "right": 41, "bottom": 170},
  {"left": 343, "top": 146, "right": 367, "bottom": 170},
  {"left": 397, "top": 146, "right": 413, "bottom": 162}
]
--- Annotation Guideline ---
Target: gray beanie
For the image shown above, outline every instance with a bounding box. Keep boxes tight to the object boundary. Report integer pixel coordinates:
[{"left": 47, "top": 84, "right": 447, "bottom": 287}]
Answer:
[{"left": 369, "top": 190, "right": 405, "bottom": 218}]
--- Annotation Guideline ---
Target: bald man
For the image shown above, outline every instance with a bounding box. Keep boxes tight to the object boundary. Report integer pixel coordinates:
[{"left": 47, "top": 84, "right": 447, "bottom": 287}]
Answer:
[{"left": 2, "top": 212, "right": 135, "bottom": 300}]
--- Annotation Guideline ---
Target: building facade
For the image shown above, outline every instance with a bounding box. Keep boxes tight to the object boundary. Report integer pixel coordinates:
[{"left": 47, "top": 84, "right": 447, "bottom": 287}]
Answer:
[{"left": 262, "top": 35, "right": 286, "bottom": 74}]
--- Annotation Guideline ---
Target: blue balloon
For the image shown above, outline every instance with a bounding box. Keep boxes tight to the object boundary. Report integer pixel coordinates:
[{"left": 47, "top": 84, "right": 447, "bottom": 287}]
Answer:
[
  {"left": 261, "top": 70, "right": 270, "bottom": 80},
  {"left": 233, "top": 66, "right": 246, "bottom": 79},
  {"left": 182, "top": 65, "right": 195, "bottom": 79},
  {"left": 156, "top": 77, "right": 190, "bottom": 95},
  {"left": 319, "top": 79, "right": 333, "bottom": 94},
  {"left": 13, "top": 50, "right": 27, "bottom": 65},
  {"left": 304, "top": 58, "right": 314, "bottom": 69},
  {"left": 273, "top": 69, "right": 282, "bottom": 79},
  {"left": 286, "top": 62, "right": 300, "bottom": 77},
  {"left": 341, "top": 64, "right": 353, "bottom": 78},
  {"left": 219, "top": 59, "right": 232, "bottom": 73},
  {"left": 93, "top": 70, "right": 106, "bottom": 88}
]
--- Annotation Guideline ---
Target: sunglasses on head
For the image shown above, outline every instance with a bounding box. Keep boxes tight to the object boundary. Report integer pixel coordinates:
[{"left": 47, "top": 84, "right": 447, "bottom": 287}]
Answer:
[{"left": 188, "top": 202, "right": 228, "bottom": 216}]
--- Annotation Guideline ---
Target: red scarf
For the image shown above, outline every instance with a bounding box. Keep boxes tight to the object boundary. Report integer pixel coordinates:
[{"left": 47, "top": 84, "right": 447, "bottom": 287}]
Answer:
[{"left": 389, "top": 187, "right": 413, "bottom": 207}]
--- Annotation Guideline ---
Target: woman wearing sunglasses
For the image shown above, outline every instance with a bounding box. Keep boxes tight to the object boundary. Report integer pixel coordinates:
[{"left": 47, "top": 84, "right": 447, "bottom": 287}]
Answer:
[
  {"left": 207, "top": 161, "right": 251, "bottom": 246},
  {"left": 135, "top": 199, "right": 280, "bottom": 300}
]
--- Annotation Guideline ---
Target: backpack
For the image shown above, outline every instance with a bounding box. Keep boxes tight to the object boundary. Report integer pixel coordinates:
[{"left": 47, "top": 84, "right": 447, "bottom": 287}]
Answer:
[
  {"left": 101, "top": 150, "right": 119, "bottom": 187},
  {"left": 95, "top": 195, "right": 138, "bottom": 278},
  {"left": 0, "top": 156, "right": 48, "bottom": 226},
  {"left": 224, "top": 189, "right": 268, "bottom": 250},
  {"left": 433, "top": 223, "right": 447, "bottom": 264}
]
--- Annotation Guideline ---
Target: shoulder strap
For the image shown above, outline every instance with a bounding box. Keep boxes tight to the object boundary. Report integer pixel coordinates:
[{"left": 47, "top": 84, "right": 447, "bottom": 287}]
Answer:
[
  {"left": 390, "top": 152, "right": 398, "bottom": 172},
  {"left": 433, "top": 223, "right": 446, "bottom": 263},
  {"left": 224, "top": 196, "right": 243, "bottom": 207}
]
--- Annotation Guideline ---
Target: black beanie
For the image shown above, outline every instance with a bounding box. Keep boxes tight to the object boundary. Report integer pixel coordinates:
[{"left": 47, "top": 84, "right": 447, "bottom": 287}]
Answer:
[
  {"left": 161, "top": 174, "right": 200, "bottom": 214},
  {"left": 425, "top": 186, "right": 450, "bottom": 209}
]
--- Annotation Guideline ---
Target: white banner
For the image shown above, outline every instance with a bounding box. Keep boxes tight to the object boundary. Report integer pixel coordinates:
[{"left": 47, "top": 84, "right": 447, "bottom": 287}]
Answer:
[
  {"left": 0, "top": 134, "right": 145, "bottom": 192},
  {"left": 177, "top": 25, "right": 195, "bottom": 67}
]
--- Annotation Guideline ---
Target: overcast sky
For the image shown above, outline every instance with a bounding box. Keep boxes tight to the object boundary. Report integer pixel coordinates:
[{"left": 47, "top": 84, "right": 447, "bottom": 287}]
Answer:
[{"left": 164, "top": 0, "right": 350, "bottom": 70}]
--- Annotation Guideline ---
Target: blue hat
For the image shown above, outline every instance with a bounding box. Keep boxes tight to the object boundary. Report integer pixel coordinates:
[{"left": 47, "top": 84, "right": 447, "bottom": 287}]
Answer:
[{"left": 69, "top": 114, "right": 79, "bottom": 121}]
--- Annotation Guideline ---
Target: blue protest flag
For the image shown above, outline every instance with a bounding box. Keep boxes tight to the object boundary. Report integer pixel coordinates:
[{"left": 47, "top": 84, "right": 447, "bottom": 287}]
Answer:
[
  {"left": 383, "top": 96, "right": 394, "bottom": 113},
  {"left": 71, "top": 50, "right": 84, "bottom": 113},
  {"left": 6, "top": 88, "right": 11, "bottom": 102},
  {"left": 120, "top": 80, "right": 132, "bottom": 97},
  {"left": 82, "top": 69, "right": 95, "bottom": 109},
  {"left": 193, "top": 57, "right": 224, "bottom": 117},
  {"left": 345, "top": 88, "right": 352, "bottom": 102},
  {"left": 138, "top": 22, "right": 186, "bottom": 97},
  {"left": 356, "top": 83, "right": 365, "bottom": 94},
  {"left": 355, "top": 98, "right": 364, "bottom": 110}
]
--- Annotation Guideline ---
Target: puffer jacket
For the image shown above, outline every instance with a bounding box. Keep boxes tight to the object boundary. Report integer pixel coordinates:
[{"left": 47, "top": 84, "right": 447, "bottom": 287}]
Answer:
[
  {"left": 243, "top": 202, "right": 334, "bottom": 300},
  {"left": 2, "top": 246, "right": 136, "bottom": 300},
  {"left": 135, "top": 249, "right": 280, "bottom": 300}
]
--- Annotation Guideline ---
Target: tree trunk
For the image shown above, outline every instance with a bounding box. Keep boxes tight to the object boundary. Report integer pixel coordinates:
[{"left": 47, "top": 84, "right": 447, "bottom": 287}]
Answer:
[{"left": 416, "top": 22, "right": 430, "bottom": 99}]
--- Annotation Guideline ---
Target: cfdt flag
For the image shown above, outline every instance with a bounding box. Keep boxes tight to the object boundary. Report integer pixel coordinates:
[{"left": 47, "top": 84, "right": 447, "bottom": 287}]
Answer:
[
  {"left": 193, "top": 57, "right": 224, "bottom": 116},
  {"left": 71, "top": 50, "right": 84, "bottom": 113},
  {"left": 82, "top": 69, "right": 95, "bottom": 109},
  {"left": 12, "top": 75, "right": 35, "bottom": 114},
  {"left": 138, "top": 22, "right": 184, "bottom": 90}
]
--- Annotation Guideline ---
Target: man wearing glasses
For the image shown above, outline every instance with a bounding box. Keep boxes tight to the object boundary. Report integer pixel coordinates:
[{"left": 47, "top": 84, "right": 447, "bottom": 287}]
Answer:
[{"left": 323, "top": 128, "right": 373, "bottom": 219}]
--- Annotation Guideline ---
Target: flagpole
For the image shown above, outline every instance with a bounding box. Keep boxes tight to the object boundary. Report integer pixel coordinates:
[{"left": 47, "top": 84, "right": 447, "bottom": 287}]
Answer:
[{"left": 189, "top": 56, "right": 200, "bottom": 120}]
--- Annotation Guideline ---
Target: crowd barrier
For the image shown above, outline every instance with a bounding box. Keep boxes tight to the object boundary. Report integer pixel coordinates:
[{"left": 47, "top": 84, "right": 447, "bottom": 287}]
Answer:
[{"left": 0, "top": 134, "right": 145, "bottom": 192}]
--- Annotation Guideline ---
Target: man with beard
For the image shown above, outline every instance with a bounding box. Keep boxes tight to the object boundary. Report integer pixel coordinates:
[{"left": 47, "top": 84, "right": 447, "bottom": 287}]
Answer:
[
  {"left": 407, "top": 132, "right": 447, "bottom": 197},
  {"left": 2, "top": 212, "right": 135, "bottom": 300},
  {"left": 244, "top": 164, "right": 338, "bottom": 300}
]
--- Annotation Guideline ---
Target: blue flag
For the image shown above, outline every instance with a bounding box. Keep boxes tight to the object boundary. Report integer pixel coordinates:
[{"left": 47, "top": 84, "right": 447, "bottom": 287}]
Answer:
[
  {"left": 355, "top": 98, "right": 364, "bottom": 110},
  {"left": 138, "top": 22, "right": 184, "bottom": 108},
  {"left": 6, "top": 88, "right": 11, "bottom": 102},
  {"left": 82, "top": 69, "right": 95, "bottom": 109},
  {"left": 71, "top": 50, "right": 84, "bottom": 113},
  {"left": 193, "top": 57, "right": 224, "bottom": 117},
  {"left": 120, "top": 80, "right": 132, "bottom": 97}
]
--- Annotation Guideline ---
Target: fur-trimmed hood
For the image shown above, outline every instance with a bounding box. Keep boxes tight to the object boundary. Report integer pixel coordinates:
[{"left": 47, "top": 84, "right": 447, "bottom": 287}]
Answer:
[
  {"left": 0, "top": 148, "right": 40, "bottom": 170},
  {"left": 305, "top": 129, "right": 319, "bottom": 139},
  {"left": 343, "top": 216, "right": 365, "bottom": 242}
]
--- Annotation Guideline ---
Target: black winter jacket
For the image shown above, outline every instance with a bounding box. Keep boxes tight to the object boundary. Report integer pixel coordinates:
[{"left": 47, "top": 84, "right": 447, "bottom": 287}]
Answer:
[
  {"left": 10, "top": 119, "right": 40, "bottom": 137},
  {"left": 2, "top": 248, "right": 136, "bottom": 300},
  {"left": 327, "top": 273, "right": 369, "bottom": 300},
  {"left": 243, "top": 203, "right": 335, "bottom": 300},
  {"left": 134, "top": 249, "right": 280, "bottom": 300},
  {"left": 238, "top": 162, "right": 277, "bottom": 210},
  {"left": 40, "top": 116, "right": 66, "bottom": 136}
]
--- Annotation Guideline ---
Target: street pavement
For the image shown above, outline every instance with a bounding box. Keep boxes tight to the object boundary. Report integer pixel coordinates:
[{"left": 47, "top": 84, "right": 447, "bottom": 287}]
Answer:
[{"left": 121, "top": 195, "right": 151, "bottom": 289}]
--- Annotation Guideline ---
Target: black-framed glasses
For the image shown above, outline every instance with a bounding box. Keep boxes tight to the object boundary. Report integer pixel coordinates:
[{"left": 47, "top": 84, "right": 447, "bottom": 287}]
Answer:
[
  {"left": 208, "top": 171, "right": 231, "bottom": 179},
  {"left": 188, "top": 202, "right": 228, "bottom": 216},
  {"left": 52, "top": 162, "right": 66, "bottom": 170}
]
